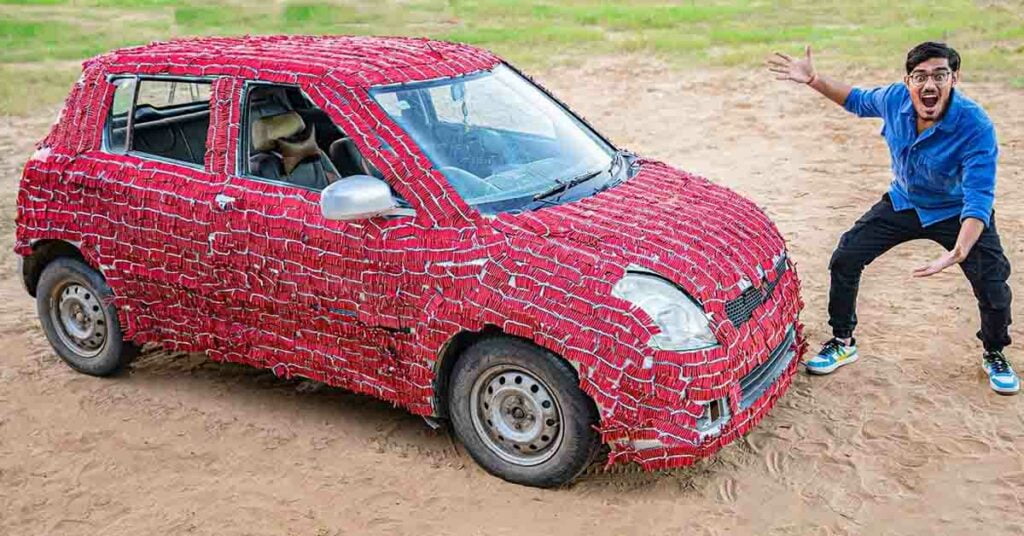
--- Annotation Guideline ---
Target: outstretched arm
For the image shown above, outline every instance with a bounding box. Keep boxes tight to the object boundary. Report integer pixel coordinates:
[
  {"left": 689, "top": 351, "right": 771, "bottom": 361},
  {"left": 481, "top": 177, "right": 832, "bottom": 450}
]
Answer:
[
  {"left": 912, "top": 218, "right": 984, "bottom": 277},
  {"left": 913, "top": 127, "right": 998, "bottom": 277},
  {"left": 767, "top": 45, "right": 853, "bottom": 107}
]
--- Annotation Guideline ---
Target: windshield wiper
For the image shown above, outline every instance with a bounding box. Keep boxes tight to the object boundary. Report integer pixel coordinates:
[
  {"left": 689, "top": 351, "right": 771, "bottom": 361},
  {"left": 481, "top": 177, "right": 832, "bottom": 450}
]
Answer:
[
  {"left": 609, "top": 149, "right": 630, "bottom": 174},
  {"left": 595, "top": 149, "right": 635, "bottom": 193},
  {"left": 532, "top": 168, "right": 603, "bottom": 202}
]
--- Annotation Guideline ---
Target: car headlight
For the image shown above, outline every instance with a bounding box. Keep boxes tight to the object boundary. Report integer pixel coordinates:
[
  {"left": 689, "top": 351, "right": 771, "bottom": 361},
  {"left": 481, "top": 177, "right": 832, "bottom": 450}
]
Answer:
[{"left": 612, "top": 272, "right": 718, "bottom": 351}]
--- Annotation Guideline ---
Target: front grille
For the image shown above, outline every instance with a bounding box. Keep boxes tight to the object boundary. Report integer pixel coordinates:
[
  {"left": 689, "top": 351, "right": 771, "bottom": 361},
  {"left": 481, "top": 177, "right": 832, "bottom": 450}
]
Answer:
[
  {"left": 725, "top": 286, "right": 763, "bottom": 327},
  {"left": 725, "top": 254, "right": 789, "bottom": 327},
  {"left": 739, "top": 325, "right": 797, "bottom": 410}
]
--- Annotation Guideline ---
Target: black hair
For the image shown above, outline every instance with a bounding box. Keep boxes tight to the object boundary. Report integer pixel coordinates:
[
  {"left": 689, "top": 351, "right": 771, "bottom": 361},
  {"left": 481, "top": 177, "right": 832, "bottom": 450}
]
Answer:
[{"left": 906, "top": 42, "right": 960, "bottom": 73}]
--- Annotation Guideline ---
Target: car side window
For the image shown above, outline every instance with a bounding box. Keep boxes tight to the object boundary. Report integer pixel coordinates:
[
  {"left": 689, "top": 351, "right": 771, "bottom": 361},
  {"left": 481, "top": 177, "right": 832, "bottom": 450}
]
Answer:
[
  {"left": 104, "top": 77, "right": 211, "bottom": 167},
  {"left": 105, "top": 78, "right": 136, "bottom": 152},
  {"left": 241, "top": 83, "right": 410, "bottom": 209},
  {"left": 242, "top": 84, "right": 355, "bottom": 191}
]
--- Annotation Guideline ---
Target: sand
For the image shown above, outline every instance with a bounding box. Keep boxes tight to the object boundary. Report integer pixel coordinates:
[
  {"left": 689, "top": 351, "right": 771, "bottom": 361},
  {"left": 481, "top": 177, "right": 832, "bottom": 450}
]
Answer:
[{"left": 1, "top": 58, "right": 1022, "bottom": 535}]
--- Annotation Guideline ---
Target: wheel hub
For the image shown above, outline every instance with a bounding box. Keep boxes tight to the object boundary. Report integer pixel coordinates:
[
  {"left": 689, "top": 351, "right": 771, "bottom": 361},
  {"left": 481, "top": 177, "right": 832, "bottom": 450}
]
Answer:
[
  {"left": 470, "top": 366, "right": 563, "bottom": 466},
  {"left": 51, "top": 282, "right": 108, "bottom": 358}
]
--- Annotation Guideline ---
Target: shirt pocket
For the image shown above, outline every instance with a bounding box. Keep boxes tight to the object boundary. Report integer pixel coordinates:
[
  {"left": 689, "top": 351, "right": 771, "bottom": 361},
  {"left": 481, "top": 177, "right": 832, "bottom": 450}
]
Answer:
[{"left": 910, "top": 151, "right": 960, "bottom": 195}]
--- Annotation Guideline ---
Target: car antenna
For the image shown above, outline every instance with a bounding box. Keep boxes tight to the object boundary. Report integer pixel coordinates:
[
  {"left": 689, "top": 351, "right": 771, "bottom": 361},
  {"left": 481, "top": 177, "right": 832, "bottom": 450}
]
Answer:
[{"left": 425, "top": 40, "right": 444, "bottom": 61}]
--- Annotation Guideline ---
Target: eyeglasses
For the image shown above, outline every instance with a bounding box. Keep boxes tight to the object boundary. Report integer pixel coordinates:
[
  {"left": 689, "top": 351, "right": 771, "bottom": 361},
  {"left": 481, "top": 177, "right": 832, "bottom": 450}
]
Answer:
[{"left": 907, "top": 70, "right": 952, "bottom": 86}]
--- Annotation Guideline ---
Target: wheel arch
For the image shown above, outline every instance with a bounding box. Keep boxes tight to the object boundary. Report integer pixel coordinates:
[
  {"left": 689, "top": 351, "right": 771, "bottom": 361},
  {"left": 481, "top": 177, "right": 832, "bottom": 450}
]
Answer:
[
  {"left": 433, "top": 324, "right": 503, "bottom": 418},
  {"left": 20, "top": 239, "right": 87, "bottom": 297},
  {"left": 432, "top": 324, "right": 599, "bottom": 420}
]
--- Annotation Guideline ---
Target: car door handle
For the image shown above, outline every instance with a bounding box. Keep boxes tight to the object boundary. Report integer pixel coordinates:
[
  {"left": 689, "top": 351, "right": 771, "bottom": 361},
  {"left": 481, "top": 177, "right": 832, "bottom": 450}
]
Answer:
[{"left": 214, "top": 193, "right": 236, "bottom": 211}]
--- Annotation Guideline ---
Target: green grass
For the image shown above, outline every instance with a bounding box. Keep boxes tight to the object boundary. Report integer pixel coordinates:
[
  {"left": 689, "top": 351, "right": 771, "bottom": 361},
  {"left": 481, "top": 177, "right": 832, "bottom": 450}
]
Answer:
[
  {"left": 0, "top": 0, "right": 67, "bottom": 5},
  {"left": 0, "top": 18, "right": 144, "bottom": 62},
  {"left": 283, "top": 3, "right": 377, "bottom": 26},
  {"left": 0, "top": 62, "right": 78, "bottom": 117},
  {"left": 0, "top": 0, "right": 1022, "bottom": 115}
]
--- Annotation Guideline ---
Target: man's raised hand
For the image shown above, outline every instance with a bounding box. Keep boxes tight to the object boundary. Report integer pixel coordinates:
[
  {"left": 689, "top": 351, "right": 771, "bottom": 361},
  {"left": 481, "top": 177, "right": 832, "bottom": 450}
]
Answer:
[{"left": 767, "top": 45, "right": 817, "bottom": 84}]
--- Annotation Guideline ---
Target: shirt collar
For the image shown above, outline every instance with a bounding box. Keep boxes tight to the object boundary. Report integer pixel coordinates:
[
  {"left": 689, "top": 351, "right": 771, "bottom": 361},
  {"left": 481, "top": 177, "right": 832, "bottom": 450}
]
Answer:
[{"left": 900, "top": 87, "right": 962, "bottom": 132}]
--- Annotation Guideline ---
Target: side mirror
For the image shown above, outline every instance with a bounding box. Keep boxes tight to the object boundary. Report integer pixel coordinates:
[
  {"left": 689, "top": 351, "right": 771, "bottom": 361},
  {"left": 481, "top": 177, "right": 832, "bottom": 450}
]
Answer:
[{"left": 320, "top": 175, "right": 398, "bottom": 221}]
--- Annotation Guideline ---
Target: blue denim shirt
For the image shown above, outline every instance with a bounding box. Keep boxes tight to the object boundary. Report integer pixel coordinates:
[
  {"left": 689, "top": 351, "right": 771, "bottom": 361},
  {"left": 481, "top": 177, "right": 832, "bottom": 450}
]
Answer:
[{"left": 843, "top": 83, "right": 998, "bottom": 227}]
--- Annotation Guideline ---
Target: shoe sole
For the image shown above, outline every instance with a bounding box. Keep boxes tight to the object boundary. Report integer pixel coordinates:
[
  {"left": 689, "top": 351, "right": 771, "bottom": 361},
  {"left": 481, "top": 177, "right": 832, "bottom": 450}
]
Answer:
[
  {"left": 806, "top": 351, "right": 859, "bottom": 375},
  {"left": 982, "top": 364, "right": 1020, "bottom": 395},
  {"left": 989, "top": 380, "right": 1020, "bottom": 395}
]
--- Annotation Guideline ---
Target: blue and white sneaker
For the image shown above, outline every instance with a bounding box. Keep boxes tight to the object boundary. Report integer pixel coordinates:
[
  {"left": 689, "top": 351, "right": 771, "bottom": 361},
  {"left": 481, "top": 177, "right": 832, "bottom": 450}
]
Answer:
[
  {"left": 982, "top": 351, "right": 1020, "bottom": 395},
  {"left": 806, "top": 338, "right": 859, "bottom": 375}
]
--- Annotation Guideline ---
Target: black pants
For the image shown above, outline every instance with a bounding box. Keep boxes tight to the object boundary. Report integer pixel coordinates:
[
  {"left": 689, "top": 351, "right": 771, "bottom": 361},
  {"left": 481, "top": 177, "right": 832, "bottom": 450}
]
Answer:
[{"left": 828, "top": 193, "right": 1013, "bottom": 351}]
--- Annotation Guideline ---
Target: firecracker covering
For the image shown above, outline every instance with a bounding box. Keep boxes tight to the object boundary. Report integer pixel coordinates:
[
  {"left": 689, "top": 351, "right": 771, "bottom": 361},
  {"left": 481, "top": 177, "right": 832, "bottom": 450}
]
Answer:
[{"left": 16, "top": 35, "right": 806, "bottom": 470}]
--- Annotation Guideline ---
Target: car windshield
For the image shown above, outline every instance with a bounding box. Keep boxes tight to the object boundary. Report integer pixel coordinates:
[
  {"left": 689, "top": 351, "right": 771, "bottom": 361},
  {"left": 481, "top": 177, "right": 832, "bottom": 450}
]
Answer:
[{"left": 370, "top": 64, "right": 615, "bottom": 213}]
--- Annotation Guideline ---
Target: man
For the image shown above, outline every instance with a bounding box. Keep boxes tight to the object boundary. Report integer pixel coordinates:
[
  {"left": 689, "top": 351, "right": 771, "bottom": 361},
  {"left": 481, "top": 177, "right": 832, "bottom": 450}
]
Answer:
[{"left": 767, "top": 42, "right": 1018, "bottom": 394}]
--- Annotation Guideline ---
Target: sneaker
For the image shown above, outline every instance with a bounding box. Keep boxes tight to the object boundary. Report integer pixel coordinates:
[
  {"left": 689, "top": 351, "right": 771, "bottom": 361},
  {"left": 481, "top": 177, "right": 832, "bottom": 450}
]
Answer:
[
  {"left": 806, "top": 337, "right": 859, "bottom": 375},
  {"left": 982, "top": 351, "right": 1020, "bottom": 395}
]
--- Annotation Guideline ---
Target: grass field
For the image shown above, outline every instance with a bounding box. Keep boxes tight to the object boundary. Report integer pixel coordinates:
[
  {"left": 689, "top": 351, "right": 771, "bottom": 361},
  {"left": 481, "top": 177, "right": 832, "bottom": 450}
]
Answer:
[{"left": 1, "top": 0, "right": 1023, "bottom": 115}]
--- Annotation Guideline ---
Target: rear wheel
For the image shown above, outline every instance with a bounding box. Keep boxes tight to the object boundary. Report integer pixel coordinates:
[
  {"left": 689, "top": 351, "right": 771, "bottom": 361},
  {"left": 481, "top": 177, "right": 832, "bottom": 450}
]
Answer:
[
  {"left": 448, "top": 336, "right": 600, "bottom": 487},
  {"left": 36, "top": 257, "right": 136, "bottom": 376}
]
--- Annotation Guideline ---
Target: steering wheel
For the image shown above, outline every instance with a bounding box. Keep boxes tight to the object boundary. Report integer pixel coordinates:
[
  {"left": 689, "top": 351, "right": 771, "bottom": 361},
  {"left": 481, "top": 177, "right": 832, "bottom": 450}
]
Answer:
[
  {"left": 438, "top": 166, "right": 503, "bottom": 197},
  {"left": 462, "top": 128, "right": 518, "bottom": 171}
]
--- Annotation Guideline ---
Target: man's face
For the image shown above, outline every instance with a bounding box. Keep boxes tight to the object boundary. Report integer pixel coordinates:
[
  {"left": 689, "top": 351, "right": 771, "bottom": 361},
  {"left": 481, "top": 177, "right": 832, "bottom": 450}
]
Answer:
[{"left": 905, "top": 57, "right": 958, "bottom": 121}]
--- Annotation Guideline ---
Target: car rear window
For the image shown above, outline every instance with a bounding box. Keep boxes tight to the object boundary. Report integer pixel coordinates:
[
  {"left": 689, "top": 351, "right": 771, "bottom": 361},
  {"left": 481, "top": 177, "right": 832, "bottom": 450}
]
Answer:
[
  {"left": 105, "top": 77, "right": 212, "bottom": 167},
  {"left": 135, "top": 80, "right": 211, "bottom": 109}
]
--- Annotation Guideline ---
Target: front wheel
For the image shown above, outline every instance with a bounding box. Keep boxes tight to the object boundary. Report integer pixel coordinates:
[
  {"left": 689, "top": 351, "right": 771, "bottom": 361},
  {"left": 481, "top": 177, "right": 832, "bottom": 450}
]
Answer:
[
  {"left": 36, "top": 257, "right": 137, "bottom": 376},
  {"left": 448, "top": 336, "right": 600, "bottom": 487}
]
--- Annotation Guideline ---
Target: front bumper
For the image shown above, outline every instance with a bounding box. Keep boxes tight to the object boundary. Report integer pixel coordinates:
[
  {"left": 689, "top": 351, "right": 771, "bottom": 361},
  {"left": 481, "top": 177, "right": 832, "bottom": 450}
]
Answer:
[
  {"left": 738, "top": 324, "right": 798, "bottom": 410},
  {"left": 608, "top": 322, "right": 805, "bottom": 471}
]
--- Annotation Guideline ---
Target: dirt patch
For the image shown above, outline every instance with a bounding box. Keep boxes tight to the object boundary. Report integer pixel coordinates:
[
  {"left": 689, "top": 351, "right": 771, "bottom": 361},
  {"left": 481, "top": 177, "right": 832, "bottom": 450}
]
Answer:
[{"left": 1, "top": 57, "right": 1023, "bottom": 535}]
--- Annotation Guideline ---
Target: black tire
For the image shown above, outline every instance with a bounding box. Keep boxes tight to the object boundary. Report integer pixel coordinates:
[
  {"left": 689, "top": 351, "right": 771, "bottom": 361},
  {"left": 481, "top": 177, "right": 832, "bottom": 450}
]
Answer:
[
  {"left": 448, "top": 336, "right": 601, "bottom": 488},
  {"left": 35, "top": 257, "right": 137, "bottom": 376}
]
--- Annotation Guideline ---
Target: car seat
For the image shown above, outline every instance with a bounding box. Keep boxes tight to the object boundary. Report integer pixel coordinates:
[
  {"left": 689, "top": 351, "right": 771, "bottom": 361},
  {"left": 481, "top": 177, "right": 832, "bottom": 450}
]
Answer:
[
  {"left": 249, "top": 111, "right": 338, "bottom": 190},
  {"left": 330, "top": 136, "right": 391, "bottom": 179}
]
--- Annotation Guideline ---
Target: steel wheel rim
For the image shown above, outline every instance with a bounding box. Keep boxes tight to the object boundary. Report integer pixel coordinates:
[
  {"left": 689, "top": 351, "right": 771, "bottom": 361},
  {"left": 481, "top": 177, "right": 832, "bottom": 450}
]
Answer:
[
  {"left": 469, "top": 364, "right": 564, "bottom": 466},
  {"left": 49, "top": 281, "right": 108, "bottom": 358}
]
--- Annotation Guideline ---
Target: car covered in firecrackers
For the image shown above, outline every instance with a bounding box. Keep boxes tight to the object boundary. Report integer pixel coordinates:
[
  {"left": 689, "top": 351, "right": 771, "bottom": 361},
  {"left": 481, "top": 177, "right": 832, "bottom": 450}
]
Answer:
[{"left": 17, "top": 35, "right": 804, "bottom": 487}]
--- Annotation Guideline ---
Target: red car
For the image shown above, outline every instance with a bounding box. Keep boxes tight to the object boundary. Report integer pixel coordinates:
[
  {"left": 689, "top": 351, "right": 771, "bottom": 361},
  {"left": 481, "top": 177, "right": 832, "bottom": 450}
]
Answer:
[{"left": 17, "top": 35, "right": 804, "bottom": 487}]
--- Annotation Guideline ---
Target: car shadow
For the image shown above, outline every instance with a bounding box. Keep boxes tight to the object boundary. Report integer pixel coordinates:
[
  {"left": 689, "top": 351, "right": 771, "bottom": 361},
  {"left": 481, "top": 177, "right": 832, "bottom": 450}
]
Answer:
[
  {"left": 122, "top": 346, "right": 732, "bottom": 493},
  {"left": 124, "top": 346, "right": 460, "bottom": 462}
]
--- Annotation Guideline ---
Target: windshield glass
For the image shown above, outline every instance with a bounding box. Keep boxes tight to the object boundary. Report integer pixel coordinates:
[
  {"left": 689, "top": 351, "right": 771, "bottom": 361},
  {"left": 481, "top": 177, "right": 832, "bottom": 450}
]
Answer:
[{"left": 370, "top": 64, "right": 615, "bottom": 213}]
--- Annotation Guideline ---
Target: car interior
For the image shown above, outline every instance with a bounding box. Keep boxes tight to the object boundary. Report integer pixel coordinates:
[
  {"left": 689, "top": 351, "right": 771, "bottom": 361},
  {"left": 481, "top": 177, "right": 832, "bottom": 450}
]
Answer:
[
  {"left": 133, "top": 104, "right": 210, "bottom": 166},
  {"left": 106, "top": 80, "right": 212, "bottom": 167},
  {"left": 245, "top": 85, "right": 383, "bottom": 190},
  {"left": 376, "top": 85, "right": 571, "bottom": 204},
  {"left": 106, "top": 79, "right": 383, "bottom": 192},
  {"left": 104, "top": 77, "right": 413, "bottom": 214}
]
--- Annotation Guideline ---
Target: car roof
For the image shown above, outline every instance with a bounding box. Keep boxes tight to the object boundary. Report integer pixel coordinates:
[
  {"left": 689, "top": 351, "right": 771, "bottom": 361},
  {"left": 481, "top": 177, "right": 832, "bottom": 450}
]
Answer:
[{"left": 89, "top": 34, "right": 502, "bottom": 87}]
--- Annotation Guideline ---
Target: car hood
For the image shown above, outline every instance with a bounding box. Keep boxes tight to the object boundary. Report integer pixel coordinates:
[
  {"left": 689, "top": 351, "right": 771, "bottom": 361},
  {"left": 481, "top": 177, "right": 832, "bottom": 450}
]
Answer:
[{"left": 489, "top": 159, "right": 788, "bottom": 307}]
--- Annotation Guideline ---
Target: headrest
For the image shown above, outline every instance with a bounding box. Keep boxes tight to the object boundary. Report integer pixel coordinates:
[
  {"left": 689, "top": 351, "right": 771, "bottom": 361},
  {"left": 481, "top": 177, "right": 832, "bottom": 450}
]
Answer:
[
  {"left": 277, "top": 123, "right": 320, "bottom": 175},
  {"left": 251, "top": 91, "right": 291, "bottom": 118},
  {"left": 251, "top": 112, "right": 305, "bottom": 152}
]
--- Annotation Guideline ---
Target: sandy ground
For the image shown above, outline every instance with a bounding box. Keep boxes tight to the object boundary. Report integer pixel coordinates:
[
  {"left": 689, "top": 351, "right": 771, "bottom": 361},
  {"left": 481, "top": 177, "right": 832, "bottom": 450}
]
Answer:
[{"left": 1, "top": 58, "right": 1023, "bottom": 536}]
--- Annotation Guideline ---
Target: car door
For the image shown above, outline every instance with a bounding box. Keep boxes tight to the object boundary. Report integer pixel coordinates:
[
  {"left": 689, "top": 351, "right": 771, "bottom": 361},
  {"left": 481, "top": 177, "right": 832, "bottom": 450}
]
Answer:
[
  {"left": 74, "top": 75, "right": 228, "bottom": 349},
  {"left": 204, "top": 78, "right": 425, "bottom": 396}
]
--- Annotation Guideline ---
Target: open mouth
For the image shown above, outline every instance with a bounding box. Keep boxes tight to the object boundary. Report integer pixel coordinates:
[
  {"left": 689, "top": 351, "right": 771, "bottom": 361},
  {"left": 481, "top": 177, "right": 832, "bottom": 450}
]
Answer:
[{"left": 921, "top": 94, "right": 939, "bottom": 109}]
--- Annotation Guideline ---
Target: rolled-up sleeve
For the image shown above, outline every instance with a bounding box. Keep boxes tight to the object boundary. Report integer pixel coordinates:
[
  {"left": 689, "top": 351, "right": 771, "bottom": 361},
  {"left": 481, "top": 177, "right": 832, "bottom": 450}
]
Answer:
[
  {"left": 843, "top": 84, "right": 897, "bottom": 118},
  {"left": 960, "top": 125, "right": 998, "bottom": 227}
]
